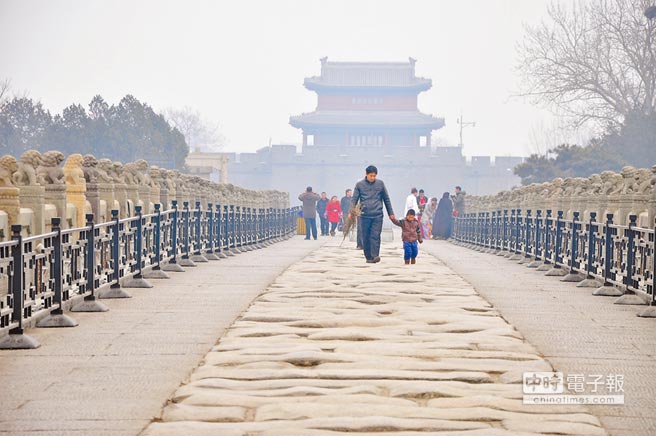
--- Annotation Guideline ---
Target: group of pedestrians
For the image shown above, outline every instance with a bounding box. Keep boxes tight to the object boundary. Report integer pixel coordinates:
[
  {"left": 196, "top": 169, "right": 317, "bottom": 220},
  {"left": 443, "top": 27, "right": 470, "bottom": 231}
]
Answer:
[
  {"left": 299, "top": 165, "right": 466, "bottom": 266},
  {"left": 403, "top": 186, "right": 466, "bottom": 240},
  {"left": 298, "top": 188, "right": 352, "bottom": 240}
]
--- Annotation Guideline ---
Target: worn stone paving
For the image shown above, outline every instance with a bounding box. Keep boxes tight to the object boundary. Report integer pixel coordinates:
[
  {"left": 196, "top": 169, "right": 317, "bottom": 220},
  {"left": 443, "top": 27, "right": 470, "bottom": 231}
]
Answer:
[
  {"left": 0, "top": 236, "right": 321, "bottom": 436},
  {"left": 142, "top": 239, "right": 607, "bottom": 436},
  {"left": 422, "top": 239, "right": 656, "bottom": 436}
]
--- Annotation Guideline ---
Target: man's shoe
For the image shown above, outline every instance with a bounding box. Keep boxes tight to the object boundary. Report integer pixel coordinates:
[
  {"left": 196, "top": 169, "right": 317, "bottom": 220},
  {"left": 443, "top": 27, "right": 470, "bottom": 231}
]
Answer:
[
  {"left": 304, "top": 237, "right": 310, "bottom": 240},
  {"left": 373, "top": 256, "right": 381, "bottom": 263},
  {"left": 366, "top": 259, "right": 376, "bottom": 263}
]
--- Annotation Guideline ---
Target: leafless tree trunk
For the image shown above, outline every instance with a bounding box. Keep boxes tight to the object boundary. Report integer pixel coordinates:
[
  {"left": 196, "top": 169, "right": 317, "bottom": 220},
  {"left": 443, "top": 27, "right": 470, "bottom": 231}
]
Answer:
[
  {"left": 518, "top": 0, "right": 656, "bottom": 128},
  {"left": 162, "top": 106, "right": 225, "bottom": 152},
  {"left": 0, "top": 79, "right": 11, "bottom": 106}
]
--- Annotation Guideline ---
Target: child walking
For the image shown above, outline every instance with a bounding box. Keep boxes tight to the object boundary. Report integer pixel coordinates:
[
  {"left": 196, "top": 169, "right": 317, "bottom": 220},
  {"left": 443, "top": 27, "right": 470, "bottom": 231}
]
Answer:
[{"left": 391, "top": 208, "right": 423, "bottom": 265}]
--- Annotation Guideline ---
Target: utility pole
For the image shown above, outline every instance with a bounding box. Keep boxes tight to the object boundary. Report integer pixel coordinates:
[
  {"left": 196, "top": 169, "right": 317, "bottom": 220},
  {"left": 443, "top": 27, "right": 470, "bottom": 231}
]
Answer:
[{"left": 457, "top": 111, "right": 476, "bottom": 151}]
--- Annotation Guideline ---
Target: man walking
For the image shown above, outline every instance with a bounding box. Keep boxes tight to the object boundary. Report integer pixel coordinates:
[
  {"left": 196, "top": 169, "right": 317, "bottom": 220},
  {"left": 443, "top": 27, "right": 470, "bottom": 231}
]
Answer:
[
  {"left": 404, "top": 187, "right": 419, "bottom": 216},
  {"left": 350, "top": 165, "right": 395, "bottom": 263},
  {"left": 340, "top": 189, "right": 352, "bottom": 217},
  {"left": 317, "top": 192, "right": 329, "bottom": 236},
  {"left": 299, "top": 186, "right": 320, "bottom": 240},
  {"left": 451, "top": 186, "right": 466, "bottom": 216}
]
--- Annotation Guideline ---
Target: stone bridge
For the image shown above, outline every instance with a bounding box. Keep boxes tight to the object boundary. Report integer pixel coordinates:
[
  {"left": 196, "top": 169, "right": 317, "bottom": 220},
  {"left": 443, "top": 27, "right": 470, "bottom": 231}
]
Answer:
[{"left": 1, "top": 159, "right": 656, "bottom": 436}]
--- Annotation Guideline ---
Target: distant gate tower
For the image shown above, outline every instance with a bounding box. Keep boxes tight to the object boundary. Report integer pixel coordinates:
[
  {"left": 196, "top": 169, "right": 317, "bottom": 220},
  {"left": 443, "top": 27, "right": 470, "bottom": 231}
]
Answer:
[{"left": 290, "top": 57, "right": 444, "bottom": 152}]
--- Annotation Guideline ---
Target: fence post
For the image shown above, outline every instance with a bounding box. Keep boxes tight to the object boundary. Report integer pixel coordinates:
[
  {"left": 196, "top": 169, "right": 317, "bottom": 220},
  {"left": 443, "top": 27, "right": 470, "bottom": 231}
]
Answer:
[
  {"left": 144, "top": 204, "right": 172, "bottom": 277},
  {"left": 593, "top": 214, "right": 623, "bottom": 296},
  {"left": 577, "top": 212, "right": 601, "bottom": 287},
  {"left": 509, "top": 209, "right": 522, "bottom": 260},
  {"left": 527, "top": 210, "right": 541, "bottom": 267},
  {"left": 497, "top": 209, "right": 508, "bottom": 255},
  {"left": 615, "top": 215, "right": 647, "bottom": 305},
  {"left": 638, "top": 218, "right": 656, "bottom": 316},
  {"left": 546, "top": 211, "right": 568, "bottom": 276},
  {"left": 492, "top": 210, "right": 501, "bottom": 254},
  {"left": 259, "top": 207, "right": 265, "bottom": 242},
  {"left": 0, "top": 226, "right": 41, "bottom": 349},
  {"left": 263, "top": 208, "right": 271, "bottom": 245},
  {"left": 101, "top": 209, "right": 133, "bottom": 297},
  {"left": 179, "top": 201, "right": 196, "bottom": 267},
  {"left": 518, "top": 210, "right": 532, "bottom": 264},
  {"left": 37, "top": 218, "right": 79, "bottom": 328},
  {"left": 562, "top": 211, "right": 586, "bottom": 282},
  {"left": 481, "top": 211, "right": 492, "bottom": 253},
  {"left": 205, "top": 203, "right": 220, "bottom": 260},
  {"left": 503, "top": 210, "right": 513, "bottom": 257},
  {"left": 537, "top": 210, "right": 553, "bottom": 271},
  {"left": 276, "top": 207, "right": 282, "bottom": 241},
  {"left": 71, "top": 214, "right": 109, "bottom": 312},
  {"left": 243, "top": 207, "right": 254, "bottom": 251},
  {"left": 223, "top": 205, "right": 234, "bottom": 256},
  {"left": 123, "top": 206, "right": 154, "bottom": 288},
  {"left": 190, "top": 202, "right": 208, "bottom": 262},
  {"left": 472, "top": 213, "right": 480, "bottom": 249},
  {"left": 254, "top": 208, "right": 262, "bottom": 249},
  {"left": 215, "top": 204, "right": 227, "bottom": 258},
  {"left": 163, "top": 200, "right": 185, "bottom": 272},
  {"left": 232, "top": 205, "right": 243, "bottom": 253}
]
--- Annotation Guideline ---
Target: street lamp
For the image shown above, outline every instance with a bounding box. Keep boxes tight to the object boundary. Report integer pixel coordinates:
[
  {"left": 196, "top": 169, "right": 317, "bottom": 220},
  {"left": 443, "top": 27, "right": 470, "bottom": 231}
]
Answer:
[{"left": 456, "top": 111, "right": 476, "bottom": 152}]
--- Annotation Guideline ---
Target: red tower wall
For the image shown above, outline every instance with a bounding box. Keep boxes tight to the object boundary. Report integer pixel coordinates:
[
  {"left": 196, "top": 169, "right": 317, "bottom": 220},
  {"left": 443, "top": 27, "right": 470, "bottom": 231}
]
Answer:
[{"left": 317, "top": 95, "right": 417, "bottom": 111}]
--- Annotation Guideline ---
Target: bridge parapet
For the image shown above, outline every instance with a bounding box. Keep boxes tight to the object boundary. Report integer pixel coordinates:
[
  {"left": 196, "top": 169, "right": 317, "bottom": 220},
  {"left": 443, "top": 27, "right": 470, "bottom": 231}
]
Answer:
[
  {"left": 451, "top": 164, "right": 656, "bottom": 319},
  {"left": 0, "top": 150, "right": 297, "bottom": 349},
  {"left": 0, "top": 150, "right": 290, "bottom": 240},
  {"left": 465, "top": 165, "right": 656, "bottom": 227}
]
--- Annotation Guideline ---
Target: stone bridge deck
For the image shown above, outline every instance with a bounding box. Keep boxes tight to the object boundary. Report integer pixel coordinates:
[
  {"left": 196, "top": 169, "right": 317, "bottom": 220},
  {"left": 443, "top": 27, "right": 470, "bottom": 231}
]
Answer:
[{"left": 1, "top": 235, "right": 653, "bottom": 435}]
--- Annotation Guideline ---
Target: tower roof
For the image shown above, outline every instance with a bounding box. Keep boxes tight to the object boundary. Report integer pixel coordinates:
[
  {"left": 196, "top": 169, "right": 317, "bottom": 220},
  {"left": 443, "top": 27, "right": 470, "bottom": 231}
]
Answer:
[{"left": 304, "top": 57, "right": 432, "bottom": 92}]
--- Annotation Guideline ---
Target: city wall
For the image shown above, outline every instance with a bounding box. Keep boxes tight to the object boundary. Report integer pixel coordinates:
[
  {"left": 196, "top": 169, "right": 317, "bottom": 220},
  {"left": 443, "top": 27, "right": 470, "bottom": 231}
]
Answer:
[{"left": 203, "top": 145, "right": 522, "bottom": 215}]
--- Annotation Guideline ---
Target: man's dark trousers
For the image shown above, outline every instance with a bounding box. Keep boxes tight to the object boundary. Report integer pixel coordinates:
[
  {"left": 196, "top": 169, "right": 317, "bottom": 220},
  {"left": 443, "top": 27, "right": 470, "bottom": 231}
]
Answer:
[
  {"left": 304, "top": 217, "right": 317, "bottom": 239},
  {"left": 360, "top": 215, "right": 383, "bottom": 260},
  {"left": 319, "top": 216, "right": 329, "bottom": 236}
]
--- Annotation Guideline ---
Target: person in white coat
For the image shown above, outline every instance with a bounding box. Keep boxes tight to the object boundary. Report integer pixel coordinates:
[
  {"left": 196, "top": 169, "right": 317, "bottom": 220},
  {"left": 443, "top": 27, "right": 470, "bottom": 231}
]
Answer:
[{"left": 404, "top": 187, "right": 419, "bottom": 216}]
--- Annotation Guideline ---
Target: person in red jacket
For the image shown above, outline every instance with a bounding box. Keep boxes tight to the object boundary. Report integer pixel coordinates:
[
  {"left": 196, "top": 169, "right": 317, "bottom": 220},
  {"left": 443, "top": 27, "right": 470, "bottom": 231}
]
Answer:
[{"left": 327, "top": 195, "right": 342, "bottom": 236}]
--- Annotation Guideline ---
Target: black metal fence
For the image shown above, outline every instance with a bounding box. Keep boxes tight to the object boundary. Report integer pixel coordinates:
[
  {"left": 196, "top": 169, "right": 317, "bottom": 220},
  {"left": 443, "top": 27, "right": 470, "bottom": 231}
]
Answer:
[
  {"left": 452, "top": 209, "right": 656, "bottom": 318},
  {"left": 0, "top": 201, "right": 299, "bottom": 349}
]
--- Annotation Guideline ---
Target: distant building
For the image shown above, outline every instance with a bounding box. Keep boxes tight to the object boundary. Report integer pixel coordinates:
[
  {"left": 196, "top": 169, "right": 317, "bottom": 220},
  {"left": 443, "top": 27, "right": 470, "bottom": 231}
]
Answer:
[
  {"left": 187, "top": 58, "right": 522, "bottom": 212},
  {"left": 290, "top": 57, "right": 443, "bottom": 150}
]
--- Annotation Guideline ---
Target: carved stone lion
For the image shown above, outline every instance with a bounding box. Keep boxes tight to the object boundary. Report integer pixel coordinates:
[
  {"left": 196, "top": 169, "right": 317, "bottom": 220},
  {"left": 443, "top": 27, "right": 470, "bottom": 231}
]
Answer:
[
  {"left": 636, "top": 168, "right": 652, "bottom": 195},
  {"left": 64, "top": 153, "right": 86, "bottom": 185},
  {"left": 147, "top": 166, "right": 162, "bottom": 188},
  {"left": 95, "top": 159, "right": 116, "bottom": 183},
  {"left": 81, "top": 154, "right": 99, "bottom": 183},
  {"left": 12, "top": 149, "right": 42, "bottom": 186},
  {"left": 121, "top": 159, "right": 149, "bottom": 185},
  {"left": 108, "top": 161, "right": 125, "bottom": 184},
  {"left": 620, "top": 166, "right": 637, "bottom": 194},
  {"left": 36, "top": 151, "right": 65, "bottom": 185},
  {"left": 0, "top": 155, "right": 18, "bottom": 187}
]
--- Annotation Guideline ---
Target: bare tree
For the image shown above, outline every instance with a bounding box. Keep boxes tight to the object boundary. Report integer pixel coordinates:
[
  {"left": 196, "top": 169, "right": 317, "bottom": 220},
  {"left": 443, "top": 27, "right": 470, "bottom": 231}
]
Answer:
[
  {"left": 162, "top": 106, "right": 225, "bottom": 152},
  {"left": 526, "top": 117, "right": 596, "bottom": 156},
  {"left": 518, "top": 0, "right": 656, "bottom": 128},
  {"left": 0, "top": 79, "right": 11, "bottom": 106}
]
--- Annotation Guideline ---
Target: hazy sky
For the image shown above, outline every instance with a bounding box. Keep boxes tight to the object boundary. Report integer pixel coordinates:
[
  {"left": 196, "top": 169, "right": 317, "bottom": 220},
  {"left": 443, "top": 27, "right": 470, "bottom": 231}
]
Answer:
[{"left": 1, "top": 0, "right": 570, "bottom": 157}]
